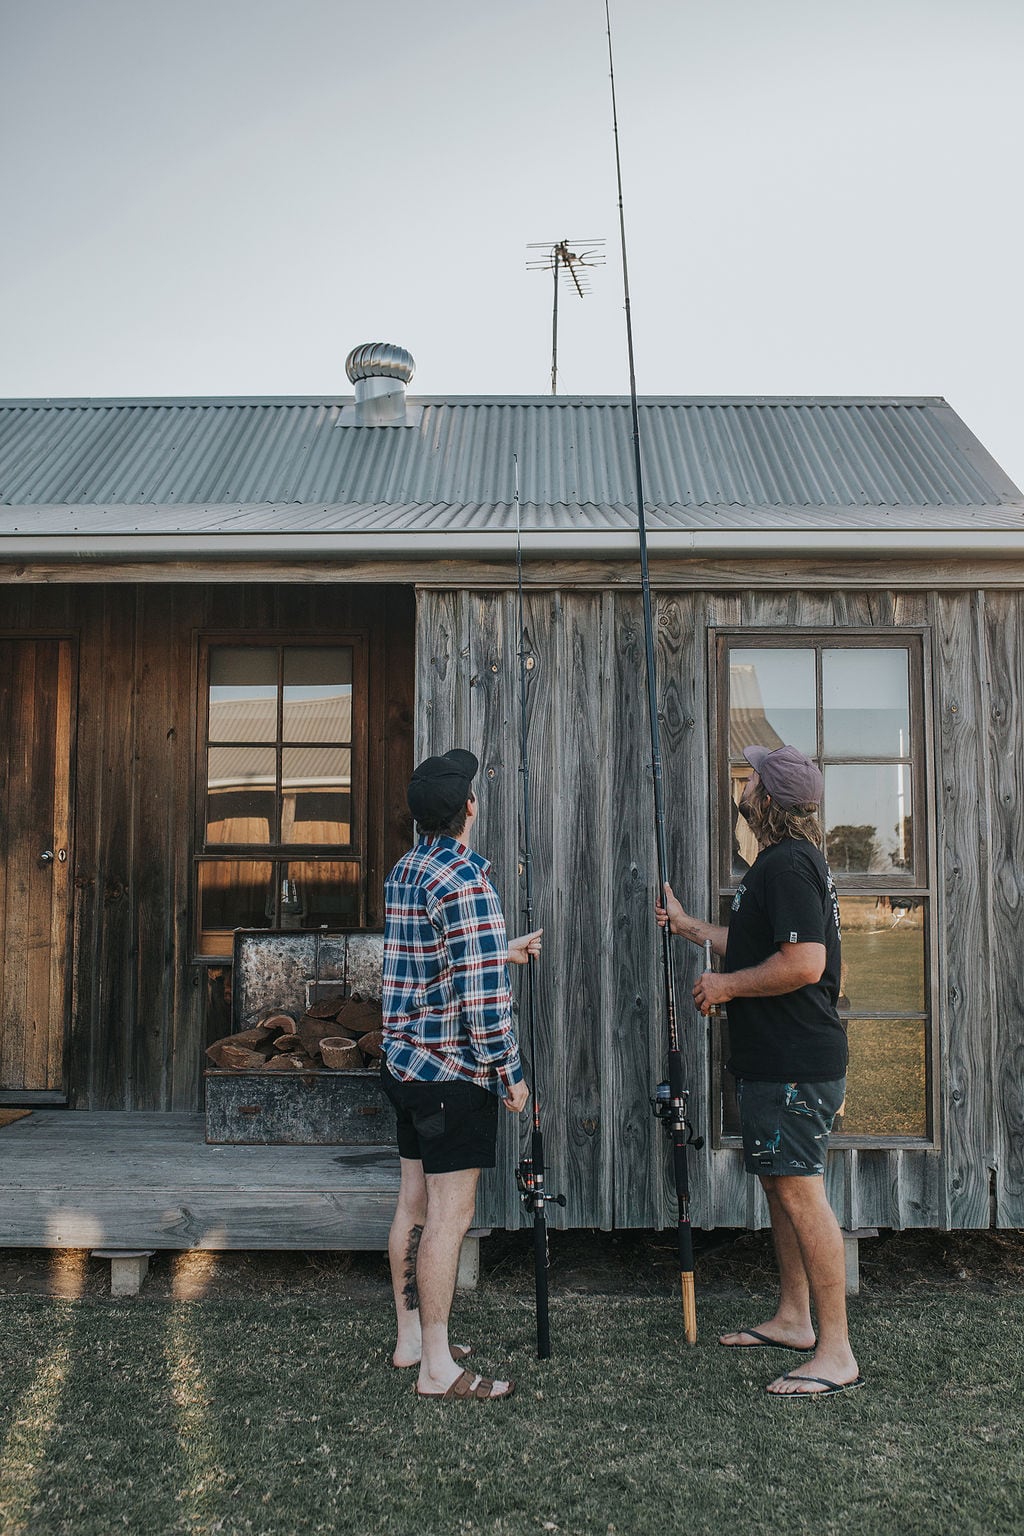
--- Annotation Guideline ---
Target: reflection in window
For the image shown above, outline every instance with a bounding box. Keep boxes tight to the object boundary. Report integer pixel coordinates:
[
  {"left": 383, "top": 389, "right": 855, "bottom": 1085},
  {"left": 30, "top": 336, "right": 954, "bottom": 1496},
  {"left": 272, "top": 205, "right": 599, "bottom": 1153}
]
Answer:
[
  {"left": 730, "top": 649, "right": 815, "bottom": 758},
  {"left": 198, "top": 643, "right": 362, "bottom": 956},
  {"left": 281, "top": 861, "right": 361, "bottom": 929},
  {"left": 823, "top": 649, "right": 910, "bottom": 758},
  {"left": 209, "top": 649, "right": 277, "bottom": 742},
  {"left": 842, "top": 1019, "right": 927, "bottom": 1136},
  {"left": 717, "top": 633, "right": 930, "bottom": 1144},
  {"left": 837, "top": 895, "right": 925, "bottom": 1013},
  {"left": 728, "top": 767, "right": 759, "bottom": 875},
  {"left": 197, "top": 860, "right": 274, "bottom": 955},
  {"left": 281, "top": 746, "right": 351, "bottom": 844},
  {"left": 825, "top": 765, "right": 913, "bottom": 874},
  {"left": 282, "top": 648, "right": 353, "bottom": 741},
  {"left": 206, "top": 746, "right": 276, "bottom": 843}
]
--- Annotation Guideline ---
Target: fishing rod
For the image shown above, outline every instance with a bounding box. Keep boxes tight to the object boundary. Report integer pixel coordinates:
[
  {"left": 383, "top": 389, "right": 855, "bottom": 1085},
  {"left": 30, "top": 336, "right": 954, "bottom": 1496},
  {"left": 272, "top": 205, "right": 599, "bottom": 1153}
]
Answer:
[
  {"left": 603, "top": 0, "right": 703, "bottom": 1343},
  {"left": 511, "top": 453, "right": 566, "bottom": 1360}
]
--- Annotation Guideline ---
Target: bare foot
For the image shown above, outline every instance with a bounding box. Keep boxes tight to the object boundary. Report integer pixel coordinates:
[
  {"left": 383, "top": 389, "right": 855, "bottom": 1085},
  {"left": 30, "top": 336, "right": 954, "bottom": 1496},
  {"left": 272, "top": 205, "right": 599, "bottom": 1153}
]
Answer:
[
  {"left": 392, "top": 1342, "right": 471, "bottom": 1369},
  {"left": 719, "top": 1315, "right": 816, "bottom": 1351},
  {"left": 767, "top": 1348, "right": 860, "bottom": 1396}
]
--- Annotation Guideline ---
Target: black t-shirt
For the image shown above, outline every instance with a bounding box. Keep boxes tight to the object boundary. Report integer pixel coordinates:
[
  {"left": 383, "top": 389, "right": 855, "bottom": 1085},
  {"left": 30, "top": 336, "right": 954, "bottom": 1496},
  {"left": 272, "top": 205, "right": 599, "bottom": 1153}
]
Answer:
[{"left": 725, "top": 837, "right": 846, "bottom": 1082}]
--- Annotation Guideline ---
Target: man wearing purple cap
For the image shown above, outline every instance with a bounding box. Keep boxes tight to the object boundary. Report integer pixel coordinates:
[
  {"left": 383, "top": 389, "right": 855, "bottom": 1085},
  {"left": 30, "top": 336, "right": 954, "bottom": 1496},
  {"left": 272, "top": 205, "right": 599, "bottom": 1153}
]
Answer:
[
  {"left": 380, "top": 748, "right": 541, "bottom": 1401},
  {"left": 657, "top": 744, "right": 864, "bottom": 1399}
]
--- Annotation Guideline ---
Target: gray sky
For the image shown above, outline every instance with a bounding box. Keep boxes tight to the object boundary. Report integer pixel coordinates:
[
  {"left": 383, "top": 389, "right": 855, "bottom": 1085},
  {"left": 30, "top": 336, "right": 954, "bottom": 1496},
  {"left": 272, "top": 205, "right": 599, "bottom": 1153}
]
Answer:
[{"left": 2, "top": 0, "right": 1022, "bottom": 489}]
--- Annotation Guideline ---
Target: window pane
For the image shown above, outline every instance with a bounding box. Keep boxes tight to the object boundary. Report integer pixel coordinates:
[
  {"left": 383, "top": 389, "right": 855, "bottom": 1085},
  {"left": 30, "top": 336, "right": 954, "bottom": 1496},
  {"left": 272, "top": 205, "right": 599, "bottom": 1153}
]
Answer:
[
  {"left": 282, "top": 648, "right": 353, "bottom": 742},
  {"left": 197, "top": 860, "right": 274, "bottom": 956},
  {"left": 282, "top": 861, "right": 361, "bottom": 929},
  {"left": 842, "top": 1018, "right": 927, "bottom": 1136},
  {"left": 209, "top": 648, "right": 277, "bottom": 742},
  {"left": 728, "top": 766, "right": 760, "bottom": 875},
  {"left": 206, "top": 746, "right": 276, "bottom": 844},
  {"left": 281, "top": 747, "right": 352, "bottom": 844},
  {"left": 825, "top": 765, "right": 913, "bottom": 875},
  {"left": 823, "top": 649, "right": 910, "bottom": 757},
  {"left": 838, "top": 895, "right": 926, "bottom": 1013},
  {"left": 729, "top": 649, "right": 815, "bottom": 758}
]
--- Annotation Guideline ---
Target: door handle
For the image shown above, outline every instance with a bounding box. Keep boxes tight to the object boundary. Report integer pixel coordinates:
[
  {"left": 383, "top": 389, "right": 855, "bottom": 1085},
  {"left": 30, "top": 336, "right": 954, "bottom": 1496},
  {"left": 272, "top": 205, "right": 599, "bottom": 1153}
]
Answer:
[{"left": 40, "top": 850, "right": 54, "bottom": 864}]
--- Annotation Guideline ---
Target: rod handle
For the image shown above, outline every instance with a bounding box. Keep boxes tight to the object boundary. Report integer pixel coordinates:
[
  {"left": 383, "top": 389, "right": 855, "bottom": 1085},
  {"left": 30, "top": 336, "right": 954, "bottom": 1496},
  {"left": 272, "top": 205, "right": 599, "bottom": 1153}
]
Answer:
[
  {"left": 681, "top": 1271, "right": 697, "bottom": 1344},
  {"left": 703, "top": 938, "right": 720, "bottom": 1018}
]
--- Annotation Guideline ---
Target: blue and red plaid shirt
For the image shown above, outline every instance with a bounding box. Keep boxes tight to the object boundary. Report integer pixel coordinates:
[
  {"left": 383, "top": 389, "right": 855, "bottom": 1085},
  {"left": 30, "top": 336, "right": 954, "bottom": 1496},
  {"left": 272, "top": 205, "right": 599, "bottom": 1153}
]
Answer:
[{"left": 381, "top": 836, "right": 524, "bottom": 1094}]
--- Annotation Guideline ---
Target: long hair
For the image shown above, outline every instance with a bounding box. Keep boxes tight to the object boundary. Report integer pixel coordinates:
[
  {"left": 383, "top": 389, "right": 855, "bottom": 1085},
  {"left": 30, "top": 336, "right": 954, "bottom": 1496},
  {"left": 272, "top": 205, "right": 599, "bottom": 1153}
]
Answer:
[{"left": 744, "top": 782, "right": 823, "bottom": 849}]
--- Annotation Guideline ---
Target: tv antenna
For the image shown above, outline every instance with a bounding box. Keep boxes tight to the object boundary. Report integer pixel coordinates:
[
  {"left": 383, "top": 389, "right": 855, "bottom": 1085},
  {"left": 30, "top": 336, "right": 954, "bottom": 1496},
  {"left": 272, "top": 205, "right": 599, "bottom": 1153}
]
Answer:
[{"left": 527, "top": 238, "right": 605, "bottom": 394}]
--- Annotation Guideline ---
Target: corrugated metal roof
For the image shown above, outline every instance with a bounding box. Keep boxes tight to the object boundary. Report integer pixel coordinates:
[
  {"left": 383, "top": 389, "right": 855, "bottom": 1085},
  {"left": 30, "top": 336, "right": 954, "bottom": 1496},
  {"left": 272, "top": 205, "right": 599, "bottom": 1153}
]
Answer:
[{"left": 0, "top": 395, "right": 1018, "bottom": 515}]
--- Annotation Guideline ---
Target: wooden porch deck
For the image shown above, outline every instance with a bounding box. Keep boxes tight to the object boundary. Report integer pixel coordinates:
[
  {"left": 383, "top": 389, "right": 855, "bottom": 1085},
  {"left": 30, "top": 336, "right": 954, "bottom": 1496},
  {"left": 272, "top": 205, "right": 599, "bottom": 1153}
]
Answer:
[{"left": 0, "top": 1112, "right": 401, "bottom": 1251}]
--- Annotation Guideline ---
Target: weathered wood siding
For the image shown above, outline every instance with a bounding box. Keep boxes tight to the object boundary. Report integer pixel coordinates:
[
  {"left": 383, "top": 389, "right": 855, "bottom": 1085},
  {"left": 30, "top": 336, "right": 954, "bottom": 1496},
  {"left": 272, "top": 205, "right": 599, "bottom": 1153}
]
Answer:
[
  {"left": 416, "top": 585, "right": 1024, "bottom": 1232},
  {"left": 0, "top": 582, "right": 415, "bottom": 1112}
]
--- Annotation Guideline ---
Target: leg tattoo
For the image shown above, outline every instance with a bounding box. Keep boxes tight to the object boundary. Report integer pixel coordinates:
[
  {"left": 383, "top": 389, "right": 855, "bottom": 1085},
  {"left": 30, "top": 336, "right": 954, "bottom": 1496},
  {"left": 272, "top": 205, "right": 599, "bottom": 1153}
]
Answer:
[{"left": 402, "top": 1224, "right": 423, "bottom": 1311}]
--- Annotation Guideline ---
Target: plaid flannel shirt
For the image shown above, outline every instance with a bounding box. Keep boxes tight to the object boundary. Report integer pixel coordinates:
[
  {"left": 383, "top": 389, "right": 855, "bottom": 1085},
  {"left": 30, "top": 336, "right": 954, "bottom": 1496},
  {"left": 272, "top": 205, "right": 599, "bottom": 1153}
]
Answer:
[{"left": 381, "top": 835, "right": 524, "bottom": 1094}]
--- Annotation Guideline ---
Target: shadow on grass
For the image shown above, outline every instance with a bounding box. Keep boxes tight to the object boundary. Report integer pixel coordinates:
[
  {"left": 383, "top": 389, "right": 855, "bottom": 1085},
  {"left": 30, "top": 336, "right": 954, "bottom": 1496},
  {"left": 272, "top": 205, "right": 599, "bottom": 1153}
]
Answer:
[{"left": 2, "top": 1289, "right": 1022, "bottom": 1536}]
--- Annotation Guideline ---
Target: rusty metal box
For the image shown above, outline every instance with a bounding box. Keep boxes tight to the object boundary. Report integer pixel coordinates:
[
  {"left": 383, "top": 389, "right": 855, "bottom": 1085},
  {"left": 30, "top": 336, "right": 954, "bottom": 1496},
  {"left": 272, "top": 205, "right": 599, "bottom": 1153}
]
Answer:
[{"left": 204, "top": 1068, "right": 396, "bottom": 1146}]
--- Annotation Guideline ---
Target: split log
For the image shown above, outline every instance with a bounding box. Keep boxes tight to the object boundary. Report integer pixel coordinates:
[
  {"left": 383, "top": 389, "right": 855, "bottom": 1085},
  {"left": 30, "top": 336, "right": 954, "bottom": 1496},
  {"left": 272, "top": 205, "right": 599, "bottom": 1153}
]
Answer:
[
  {"left": 319, "top": 1037, "right": 364, "bottom": 1070},
  {"left": 272, "top": 1033, "right": 304, "bottom": 1053},
  {"left": 335, "top": 1000, "right": 384, "bottom": 1039},
  {"left": 357, "top": 1030, "right": 384, "bottom": 1061},
  {"left": 257, "top": 1012, "right": 296, "bottom": 1035},
  {"left": 264, "top": 1053, "right": 315, "bottom": 1072},
  {"left": 230, "top": 1025, "right": 276, "bottom": 1049},
  {"left": 296, "top": 1015, "right": 338, "bottom": 1056},
  {"left": 206, "top": 1042, "right": 271, "bottom": 1070},
  {"left": 304, "top": 997, "right": 347, "bottom": 1021}
]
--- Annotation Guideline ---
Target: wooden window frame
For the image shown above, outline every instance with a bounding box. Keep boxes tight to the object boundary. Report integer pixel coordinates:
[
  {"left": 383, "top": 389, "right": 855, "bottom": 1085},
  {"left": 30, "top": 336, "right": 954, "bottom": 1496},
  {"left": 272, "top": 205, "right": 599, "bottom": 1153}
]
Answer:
[
  {"left": 708, "top": 626, "right": 940, "bottom": 1152},
  {"left": 193, "top": 634, "right": 369, "bottom": 960}
]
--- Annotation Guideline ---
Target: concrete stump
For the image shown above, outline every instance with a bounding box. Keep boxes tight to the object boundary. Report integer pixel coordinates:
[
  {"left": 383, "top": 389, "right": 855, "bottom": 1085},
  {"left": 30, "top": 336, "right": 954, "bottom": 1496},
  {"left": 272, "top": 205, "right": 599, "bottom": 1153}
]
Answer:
[{"left": 92, "top": 1249, "right": 155, "bottom": 1297}]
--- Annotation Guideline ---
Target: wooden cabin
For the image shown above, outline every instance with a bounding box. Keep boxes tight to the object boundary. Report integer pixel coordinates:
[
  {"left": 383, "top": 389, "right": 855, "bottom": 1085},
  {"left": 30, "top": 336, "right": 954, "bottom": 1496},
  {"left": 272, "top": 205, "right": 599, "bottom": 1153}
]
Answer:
[{"left": 0, "top": 359, "right": 1022, "bottom": 1258}]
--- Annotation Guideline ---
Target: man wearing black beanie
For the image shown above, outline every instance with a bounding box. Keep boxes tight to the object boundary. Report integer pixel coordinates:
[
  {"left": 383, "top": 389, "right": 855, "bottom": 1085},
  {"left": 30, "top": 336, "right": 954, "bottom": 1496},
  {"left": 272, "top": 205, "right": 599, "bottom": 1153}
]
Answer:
[{"left": 380, "top": 748, "right": 541, "bottom": 1401}]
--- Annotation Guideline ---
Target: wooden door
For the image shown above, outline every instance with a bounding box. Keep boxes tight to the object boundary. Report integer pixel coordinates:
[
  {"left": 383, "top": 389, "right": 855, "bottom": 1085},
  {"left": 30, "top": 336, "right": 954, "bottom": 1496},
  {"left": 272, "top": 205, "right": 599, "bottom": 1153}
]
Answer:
[{"left": 0, "top": 639, "right": 75, "bottom": 1100}]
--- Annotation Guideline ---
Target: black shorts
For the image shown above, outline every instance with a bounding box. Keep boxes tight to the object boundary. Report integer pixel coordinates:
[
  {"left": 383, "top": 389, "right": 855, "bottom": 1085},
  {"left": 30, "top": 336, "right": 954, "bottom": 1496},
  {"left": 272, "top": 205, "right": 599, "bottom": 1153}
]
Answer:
[
  {"left": 736, "top": 1076, "right": 846, "bottom": 1177},
  {"left": 379, "top": 1059, "right": 499, "bottom": 1174}
]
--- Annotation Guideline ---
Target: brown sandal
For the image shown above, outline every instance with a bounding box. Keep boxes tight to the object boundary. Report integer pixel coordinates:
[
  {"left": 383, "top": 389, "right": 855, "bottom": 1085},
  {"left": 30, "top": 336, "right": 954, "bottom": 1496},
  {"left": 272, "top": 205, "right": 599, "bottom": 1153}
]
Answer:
[{"left": 415, "top": 1369, "right": 515, "bottom": 1401}]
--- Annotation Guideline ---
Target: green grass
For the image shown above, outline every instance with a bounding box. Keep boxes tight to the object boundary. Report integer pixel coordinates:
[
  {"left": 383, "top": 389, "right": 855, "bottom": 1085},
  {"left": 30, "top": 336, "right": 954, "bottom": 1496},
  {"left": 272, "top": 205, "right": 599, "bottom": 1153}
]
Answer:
[{"left": 1, "top": 1290, "right": 1022, "bottom": 1536}]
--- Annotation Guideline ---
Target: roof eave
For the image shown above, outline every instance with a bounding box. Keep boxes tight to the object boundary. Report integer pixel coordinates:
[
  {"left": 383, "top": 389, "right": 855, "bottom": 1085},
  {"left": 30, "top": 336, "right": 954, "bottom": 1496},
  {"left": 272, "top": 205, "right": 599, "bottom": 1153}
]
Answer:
[{"left": 3, "top": 528, "right": 1024, "bottom": 562}]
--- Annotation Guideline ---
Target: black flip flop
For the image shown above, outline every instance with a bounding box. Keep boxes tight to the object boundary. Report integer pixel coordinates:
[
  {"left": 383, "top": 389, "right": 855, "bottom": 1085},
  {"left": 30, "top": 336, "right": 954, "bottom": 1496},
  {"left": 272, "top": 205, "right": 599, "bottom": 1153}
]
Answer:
[
  {"left": 769, "top": 1373, "right": 866, "bottom": 1399},
  {"left": 719, "top": 1327, "right": 816, "bottom": 1352}
]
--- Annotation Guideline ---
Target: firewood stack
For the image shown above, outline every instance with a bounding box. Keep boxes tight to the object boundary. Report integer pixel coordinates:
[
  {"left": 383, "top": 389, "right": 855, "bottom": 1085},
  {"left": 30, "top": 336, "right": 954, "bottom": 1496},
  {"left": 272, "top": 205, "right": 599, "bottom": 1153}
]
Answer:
[{"left": 205, "top": 995, "right": 385, "bottom": 1073}]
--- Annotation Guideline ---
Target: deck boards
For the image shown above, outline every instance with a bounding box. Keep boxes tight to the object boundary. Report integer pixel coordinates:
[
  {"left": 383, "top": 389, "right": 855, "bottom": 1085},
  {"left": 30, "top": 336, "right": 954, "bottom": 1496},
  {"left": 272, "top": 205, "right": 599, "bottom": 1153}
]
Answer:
[{"left": 0, "top": 1112, "right": 400, "bottom": 1250}]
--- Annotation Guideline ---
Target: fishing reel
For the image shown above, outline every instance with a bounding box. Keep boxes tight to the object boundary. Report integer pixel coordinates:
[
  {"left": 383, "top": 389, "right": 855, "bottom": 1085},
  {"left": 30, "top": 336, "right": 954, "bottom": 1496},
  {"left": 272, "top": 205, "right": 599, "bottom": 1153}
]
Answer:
[
  {"left": 651, "top": 1082, "right": 705, "bottom": 1149},
  {"left": 515, "top": 1158, "right": 567, "bottom": 1216}
]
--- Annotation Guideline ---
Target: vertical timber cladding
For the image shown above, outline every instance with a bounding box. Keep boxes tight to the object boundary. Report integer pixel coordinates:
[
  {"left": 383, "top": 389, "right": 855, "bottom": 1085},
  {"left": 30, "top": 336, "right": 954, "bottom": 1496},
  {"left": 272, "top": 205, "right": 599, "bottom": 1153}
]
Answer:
[
  {"left": 64, "top": 582, "right": 415, "bottom": 1112},
  {"left": 0, "top": 638, "right": 75, "bottom": 1097},
  {"left": 416, "top": 583, "right": 1021, "bottom": 1235},
  {"left": 415, "top": 587, "right": 713, "bottom": 1232},
  {"left": 984, "top": 592, "right": 1024, "bottom": 1226}
]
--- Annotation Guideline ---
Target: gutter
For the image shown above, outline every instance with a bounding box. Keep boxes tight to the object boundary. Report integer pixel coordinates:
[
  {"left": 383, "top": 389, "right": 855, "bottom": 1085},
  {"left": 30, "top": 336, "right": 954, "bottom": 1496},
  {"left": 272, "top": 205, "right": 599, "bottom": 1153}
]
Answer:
[{"left": 2, "top": 528, "right": 1024, "bottom": 561}]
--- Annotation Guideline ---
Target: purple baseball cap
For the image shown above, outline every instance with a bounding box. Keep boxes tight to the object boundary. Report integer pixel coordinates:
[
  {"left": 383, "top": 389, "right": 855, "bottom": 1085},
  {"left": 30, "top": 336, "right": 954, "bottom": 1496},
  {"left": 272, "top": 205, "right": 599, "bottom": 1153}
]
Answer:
[{"left": 743, "top": 744, "right": 823, "bottom": 810}]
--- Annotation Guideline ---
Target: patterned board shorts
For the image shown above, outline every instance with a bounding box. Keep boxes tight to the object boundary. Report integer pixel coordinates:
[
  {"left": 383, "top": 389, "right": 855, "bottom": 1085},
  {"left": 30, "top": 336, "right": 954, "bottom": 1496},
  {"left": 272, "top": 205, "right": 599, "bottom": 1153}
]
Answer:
[{"left": 735, "top": 1077, "right": 846, "bottom": 1177}]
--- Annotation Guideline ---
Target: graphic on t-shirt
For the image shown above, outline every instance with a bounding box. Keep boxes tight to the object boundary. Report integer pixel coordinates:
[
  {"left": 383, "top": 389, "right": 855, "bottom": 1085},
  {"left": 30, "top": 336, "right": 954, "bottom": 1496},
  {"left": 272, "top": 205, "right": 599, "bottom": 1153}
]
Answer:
[
  {"left": 825, "top": 862, "right": 842, "bottom": 936},
  {"left": 731, "top": 883, "right": 746, "bottom": 913}
]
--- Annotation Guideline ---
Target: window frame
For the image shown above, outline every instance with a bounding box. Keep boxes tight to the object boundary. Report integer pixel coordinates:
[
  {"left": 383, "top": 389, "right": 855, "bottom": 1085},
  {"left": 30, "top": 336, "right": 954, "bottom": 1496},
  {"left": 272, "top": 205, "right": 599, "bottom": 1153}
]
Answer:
[
  {"left": 193, "top": 633, "right": 370, "bottom": 959},
  {"left": 708, "top": 626, "right": 940, "bottom": 1152}
]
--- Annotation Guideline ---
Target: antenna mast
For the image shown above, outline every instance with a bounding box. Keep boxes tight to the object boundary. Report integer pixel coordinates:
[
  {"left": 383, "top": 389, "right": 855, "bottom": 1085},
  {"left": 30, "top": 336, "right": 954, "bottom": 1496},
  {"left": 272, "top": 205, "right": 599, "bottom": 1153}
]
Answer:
[{"left": 527, "top": 238, "right": 605, "bottom": 394}]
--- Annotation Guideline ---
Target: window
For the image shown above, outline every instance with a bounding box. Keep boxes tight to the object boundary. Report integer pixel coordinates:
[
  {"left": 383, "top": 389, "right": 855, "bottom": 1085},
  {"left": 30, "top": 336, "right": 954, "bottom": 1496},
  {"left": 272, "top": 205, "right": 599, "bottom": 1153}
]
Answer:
[
  {"left": 195, "top": 641, "right": 367, "bottom": 956},
  {"left": 714, "top": 632, "right": 933, "bottom": 1144}
]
